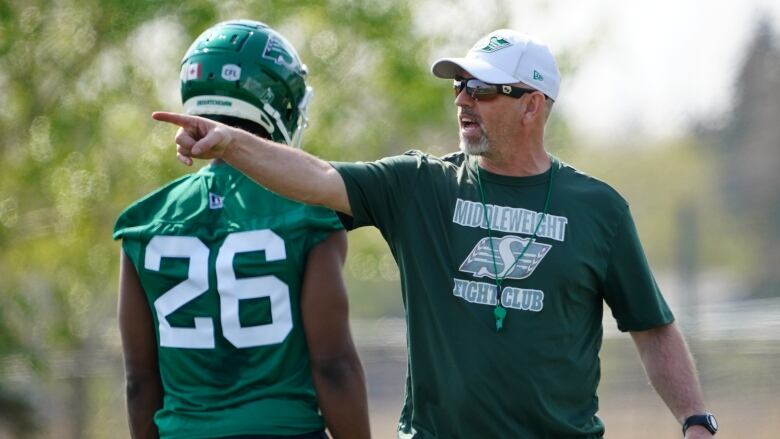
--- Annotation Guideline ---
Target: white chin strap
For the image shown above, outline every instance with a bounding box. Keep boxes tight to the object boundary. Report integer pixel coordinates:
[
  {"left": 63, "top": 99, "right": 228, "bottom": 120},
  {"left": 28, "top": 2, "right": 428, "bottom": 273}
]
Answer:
[
  {"left": 184, "top": 95, "right": 300, "bottom": 145},
  {"left": 259, "top": 101, "right": 292, "bottom": 145},
  {"left": 183, "top": 90, "right": 313, "bottom": 148},
  {"left": 183, "top": 95, "right": 278, "bottom": 139}
]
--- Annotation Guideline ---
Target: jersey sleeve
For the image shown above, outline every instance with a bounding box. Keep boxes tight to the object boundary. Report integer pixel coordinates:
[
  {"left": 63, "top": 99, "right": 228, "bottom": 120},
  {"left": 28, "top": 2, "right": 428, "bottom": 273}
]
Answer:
[
  {"left": 329, "top": 151, "right": 425, "bottom": 232},
  {"left": 113, "top": 174, "right": 196, "bottom": 241},
  {"left": 113, "top": 204, "right": 144, "bottom": 241},
  {"left": 302, "top": 205, "right": 345, "bottom": 254},
  {"left": 602, "top": 207, "right": 675, "bottom": 332},
  {"left": 114, "top": 201, "right": 159, "bottom": 279}
]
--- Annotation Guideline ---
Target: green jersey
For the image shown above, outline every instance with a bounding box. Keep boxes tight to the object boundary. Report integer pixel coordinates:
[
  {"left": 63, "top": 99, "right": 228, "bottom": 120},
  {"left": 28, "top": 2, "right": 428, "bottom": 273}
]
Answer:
[
  {"left": 114, "top": 163, "right": 342, "bottom": 438},
  {"left": 332, "top": 151, "right": 673, "bottom": 439}
]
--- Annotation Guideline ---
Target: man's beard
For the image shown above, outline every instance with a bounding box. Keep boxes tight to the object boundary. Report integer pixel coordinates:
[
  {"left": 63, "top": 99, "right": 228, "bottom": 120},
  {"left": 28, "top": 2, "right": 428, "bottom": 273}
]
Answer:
[{"left": 459, "top": 131, "right": 490, "bottom": 156}]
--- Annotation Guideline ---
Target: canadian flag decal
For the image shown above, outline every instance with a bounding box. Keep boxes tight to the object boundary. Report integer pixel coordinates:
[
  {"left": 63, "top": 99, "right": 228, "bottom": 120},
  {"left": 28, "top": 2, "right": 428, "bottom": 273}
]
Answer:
[{"left": 186, "top": 63, "right": 202, "bottom": 80}]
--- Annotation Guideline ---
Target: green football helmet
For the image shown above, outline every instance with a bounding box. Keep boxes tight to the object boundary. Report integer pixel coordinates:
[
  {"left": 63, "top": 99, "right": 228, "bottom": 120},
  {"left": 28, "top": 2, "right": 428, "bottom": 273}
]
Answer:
[{"left": 180, "top": 20, "right": 313, "bottom": 147}]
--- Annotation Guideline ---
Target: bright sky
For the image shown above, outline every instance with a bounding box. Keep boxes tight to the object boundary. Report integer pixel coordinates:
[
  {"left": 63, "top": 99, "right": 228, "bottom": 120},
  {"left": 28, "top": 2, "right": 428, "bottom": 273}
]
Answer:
[{"left": 510, "top": 0, "right": 780, "bottom": 143}]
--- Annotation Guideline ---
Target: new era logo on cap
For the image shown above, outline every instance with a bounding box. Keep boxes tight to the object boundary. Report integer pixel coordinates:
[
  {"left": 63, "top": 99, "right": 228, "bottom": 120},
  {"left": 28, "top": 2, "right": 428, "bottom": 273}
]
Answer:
[{"left": 431, "top": 29, "right": 561, "bottom": 100}]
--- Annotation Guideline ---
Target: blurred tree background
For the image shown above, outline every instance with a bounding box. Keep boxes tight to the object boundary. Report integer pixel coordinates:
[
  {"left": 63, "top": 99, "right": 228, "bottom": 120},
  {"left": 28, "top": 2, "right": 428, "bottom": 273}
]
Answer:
[
  {"left": 712, "top": 19, "right": 780, "bottom": 298},
  {"left": 0, "top": 0, "right": 778, "bottom": 437}
]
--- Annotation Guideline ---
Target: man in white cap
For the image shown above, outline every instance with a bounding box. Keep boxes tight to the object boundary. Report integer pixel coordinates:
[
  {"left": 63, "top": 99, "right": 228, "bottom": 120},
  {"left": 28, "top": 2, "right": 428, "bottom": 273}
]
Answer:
[{"left": 153, "top": 29, "right": 717, "bottom": 438}]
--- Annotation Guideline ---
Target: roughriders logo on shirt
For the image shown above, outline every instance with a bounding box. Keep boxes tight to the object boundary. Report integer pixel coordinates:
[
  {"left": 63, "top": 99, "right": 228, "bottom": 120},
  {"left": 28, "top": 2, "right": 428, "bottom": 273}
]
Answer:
[
  {"left": 459, "top": 235, "right": 551, "bottom": 280},
  {"left": 453, "top": 235, "right": 551, "bottom": 312},
  {"left": 451, "top": 198, "right": 568, "bottom": 313}
]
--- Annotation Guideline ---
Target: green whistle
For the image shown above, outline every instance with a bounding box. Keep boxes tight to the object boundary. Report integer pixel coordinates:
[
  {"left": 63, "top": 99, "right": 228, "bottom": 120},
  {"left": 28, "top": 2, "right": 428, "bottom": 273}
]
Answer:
[{"left": 493, "top": 305, "right": 507, "bottom": 331}]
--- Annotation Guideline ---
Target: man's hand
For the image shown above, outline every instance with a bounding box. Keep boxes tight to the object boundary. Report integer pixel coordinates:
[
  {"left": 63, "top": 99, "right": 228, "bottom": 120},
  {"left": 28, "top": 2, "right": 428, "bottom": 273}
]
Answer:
[
  {"left": 152, "top": 112, "right": 235, "bottom": 166},
  {"left": 152, "top": 110, "right": 352, "bottom": 214}
]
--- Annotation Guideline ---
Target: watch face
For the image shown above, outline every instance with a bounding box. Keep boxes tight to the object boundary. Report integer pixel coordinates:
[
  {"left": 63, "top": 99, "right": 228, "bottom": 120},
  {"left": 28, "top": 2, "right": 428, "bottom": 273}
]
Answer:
[{"left": 707, "top": 413, "right": 719, "bottom": 430}]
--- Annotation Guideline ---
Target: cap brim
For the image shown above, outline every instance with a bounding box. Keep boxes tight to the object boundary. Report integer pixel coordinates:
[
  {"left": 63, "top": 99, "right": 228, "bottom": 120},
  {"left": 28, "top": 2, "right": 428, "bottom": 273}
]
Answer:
[{"left": 431, "top": 57, "right": 518, "bottom": 84}]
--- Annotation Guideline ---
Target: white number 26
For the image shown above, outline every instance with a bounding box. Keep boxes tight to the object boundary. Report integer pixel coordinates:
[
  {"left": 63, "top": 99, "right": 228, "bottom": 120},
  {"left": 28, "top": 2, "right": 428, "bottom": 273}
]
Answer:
[{"left": 144, "top": 230, "right": 292, "bottom": 349}]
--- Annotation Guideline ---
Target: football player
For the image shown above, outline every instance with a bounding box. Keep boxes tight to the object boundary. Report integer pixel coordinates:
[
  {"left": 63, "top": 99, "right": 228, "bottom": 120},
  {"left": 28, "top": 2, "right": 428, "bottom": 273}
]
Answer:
[{"left": 115, "top": 20, "right": 370, "bottom": 439}]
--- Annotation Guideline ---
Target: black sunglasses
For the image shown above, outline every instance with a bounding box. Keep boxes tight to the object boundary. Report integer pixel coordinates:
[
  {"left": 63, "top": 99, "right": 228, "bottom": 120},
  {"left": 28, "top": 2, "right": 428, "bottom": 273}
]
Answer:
[{"left": 453, "top": 78, "right": 545, "bottom": 101}]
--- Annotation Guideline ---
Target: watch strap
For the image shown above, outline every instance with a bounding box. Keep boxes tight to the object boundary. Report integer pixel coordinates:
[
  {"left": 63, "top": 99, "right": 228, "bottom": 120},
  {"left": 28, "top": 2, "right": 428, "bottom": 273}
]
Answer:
[{"left": 682, "top": 412, "right": 718, "bottom": 435}]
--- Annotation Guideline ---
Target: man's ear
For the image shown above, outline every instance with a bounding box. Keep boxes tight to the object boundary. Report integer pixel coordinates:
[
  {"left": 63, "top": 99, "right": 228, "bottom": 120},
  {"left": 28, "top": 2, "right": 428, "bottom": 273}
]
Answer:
[{"left": 522, "top": 93, "right": 548, "bottom": 123}]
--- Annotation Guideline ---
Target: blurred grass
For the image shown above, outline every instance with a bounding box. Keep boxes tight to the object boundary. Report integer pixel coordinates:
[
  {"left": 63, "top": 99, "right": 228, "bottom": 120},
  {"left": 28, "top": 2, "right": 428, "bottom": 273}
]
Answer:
[{"left": 3, "top": 320, "right": 777, "bottom": 438}]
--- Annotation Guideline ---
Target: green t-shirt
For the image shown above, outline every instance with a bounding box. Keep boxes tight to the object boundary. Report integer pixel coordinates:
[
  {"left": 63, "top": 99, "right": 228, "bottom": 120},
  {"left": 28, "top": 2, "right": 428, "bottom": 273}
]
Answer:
[
  {"left": 332, "top": 151, "right": 673, "bottom": 439},
  {"left": 114, "top": 163, "right": 342, "bottom": 439}
]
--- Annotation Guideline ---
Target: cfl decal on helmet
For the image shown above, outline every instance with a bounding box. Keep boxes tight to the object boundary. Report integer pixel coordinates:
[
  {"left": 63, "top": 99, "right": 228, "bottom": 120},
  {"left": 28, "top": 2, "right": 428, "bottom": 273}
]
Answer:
[
  {"left": 263, "top": 36, "right": 298, "bottom": 70},
  {"left": 221, "top": 64, "right": 241, "bottom": 81}
]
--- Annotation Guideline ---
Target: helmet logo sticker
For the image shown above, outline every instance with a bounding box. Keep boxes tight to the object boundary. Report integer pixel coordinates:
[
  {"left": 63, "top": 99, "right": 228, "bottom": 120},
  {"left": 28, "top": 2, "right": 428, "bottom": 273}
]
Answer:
[
  {"left": 243, "top": 77, "right": 275, "bottom": 105},
  {"left": 259, "top": 88, "right": 275, "bottom": 104},
  {"left": 186, "top": 63, "right": 202, "bottom": 80},
  {"left": 221, "top": 64, "right": 241, "bottom": 81},
  {"left": 262, "top": 36, "right": 297, "bottom": 70}
]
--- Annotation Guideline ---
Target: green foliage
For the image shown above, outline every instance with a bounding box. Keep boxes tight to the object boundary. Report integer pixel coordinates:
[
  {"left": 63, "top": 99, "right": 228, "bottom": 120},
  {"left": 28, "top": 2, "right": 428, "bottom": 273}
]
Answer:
[
  {"left": 0, "top": 1, "right": 210, "bottom": 435},
  {"left": 714, "top": 20, "right": 780, "bottom": 297},
  {"left": 0, "top": 387, "right": 37, "bottom": 437},
  {"left": 558, "top": 139, "right": 750, "bottom": 274}
]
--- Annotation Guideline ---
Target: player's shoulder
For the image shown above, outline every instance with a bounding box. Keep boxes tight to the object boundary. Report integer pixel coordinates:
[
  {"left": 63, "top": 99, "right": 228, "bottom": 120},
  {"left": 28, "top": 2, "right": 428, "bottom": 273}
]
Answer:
[
  {"left": 113, "top": 171, "right": 208, "bottom": 240},
  {"left": 300, "top": 202, "right": 342, "bottom": 223}
]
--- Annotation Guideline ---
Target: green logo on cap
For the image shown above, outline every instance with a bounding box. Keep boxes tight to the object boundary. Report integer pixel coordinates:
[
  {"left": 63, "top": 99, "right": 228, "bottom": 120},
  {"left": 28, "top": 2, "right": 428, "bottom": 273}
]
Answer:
[
  {"left": 533, "top": 70, "right": 544, "bottom": 81},
  {"left": 478, "top": 36, "right": 511, "bottom": 53}
]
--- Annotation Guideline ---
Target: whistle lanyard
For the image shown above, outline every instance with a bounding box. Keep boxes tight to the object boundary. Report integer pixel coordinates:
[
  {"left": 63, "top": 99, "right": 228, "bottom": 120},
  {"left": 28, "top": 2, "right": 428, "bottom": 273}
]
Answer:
[{"left": 474, "top": 158, "right": 555, "bottom": 331}]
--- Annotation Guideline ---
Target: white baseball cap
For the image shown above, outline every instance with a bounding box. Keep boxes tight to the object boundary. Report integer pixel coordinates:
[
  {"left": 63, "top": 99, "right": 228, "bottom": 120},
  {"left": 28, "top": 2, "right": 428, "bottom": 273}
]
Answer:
[{"left": 431, "top": 29, "right": 561, "bottom": 101}]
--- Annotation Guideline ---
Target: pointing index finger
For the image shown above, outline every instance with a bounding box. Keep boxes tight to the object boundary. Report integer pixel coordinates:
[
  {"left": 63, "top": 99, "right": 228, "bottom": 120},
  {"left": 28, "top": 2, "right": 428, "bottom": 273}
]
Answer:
[{"left": 152, "top": 111, "right": 197, "bottom": 127}]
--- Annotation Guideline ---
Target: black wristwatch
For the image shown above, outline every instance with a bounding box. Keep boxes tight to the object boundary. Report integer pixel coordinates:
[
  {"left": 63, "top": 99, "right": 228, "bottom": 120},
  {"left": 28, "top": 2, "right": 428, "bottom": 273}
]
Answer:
[{"left": 682, "top": 412, "right": 718, "bottom": 435}]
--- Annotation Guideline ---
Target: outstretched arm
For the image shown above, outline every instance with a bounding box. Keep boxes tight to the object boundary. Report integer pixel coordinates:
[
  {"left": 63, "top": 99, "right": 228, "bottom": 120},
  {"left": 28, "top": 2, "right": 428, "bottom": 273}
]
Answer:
[
  {"left": 118, "top": 250, "right": 163, "bottom": 439},
  {"left": 301, "top": 230, "right": 370, "bottom": 439},
  {"left": 631, "top": 322, "right": 713, "bottom": 438},
  {"left": 151, "top": 112, "right": 351, "bottom": 214}
]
